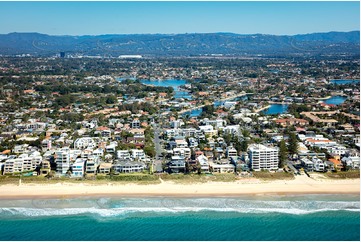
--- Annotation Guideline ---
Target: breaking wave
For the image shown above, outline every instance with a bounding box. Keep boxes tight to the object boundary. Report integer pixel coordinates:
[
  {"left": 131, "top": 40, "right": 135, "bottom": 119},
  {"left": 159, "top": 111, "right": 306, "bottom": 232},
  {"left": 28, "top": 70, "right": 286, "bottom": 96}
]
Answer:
[{"left": 0, "top": 197, "right": 359, "bottom": 218}]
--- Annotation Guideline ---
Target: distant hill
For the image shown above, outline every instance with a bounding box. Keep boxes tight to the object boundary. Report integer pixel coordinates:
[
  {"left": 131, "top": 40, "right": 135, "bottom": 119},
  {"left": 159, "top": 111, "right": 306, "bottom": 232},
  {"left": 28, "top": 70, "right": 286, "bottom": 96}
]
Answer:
[{"left": 0, "top": 31, "right": 359, "bottom": 57}]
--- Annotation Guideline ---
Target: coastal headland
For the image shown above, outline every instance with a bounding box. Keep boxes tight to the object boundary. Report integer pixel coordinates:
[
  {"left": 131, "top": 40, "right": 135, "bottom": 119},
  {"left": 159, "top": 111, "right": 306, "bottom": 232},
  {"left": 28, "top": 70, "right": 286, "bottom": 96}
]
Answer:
[{"left": 1, "top": 176, "right": 359, "bottom": 199}]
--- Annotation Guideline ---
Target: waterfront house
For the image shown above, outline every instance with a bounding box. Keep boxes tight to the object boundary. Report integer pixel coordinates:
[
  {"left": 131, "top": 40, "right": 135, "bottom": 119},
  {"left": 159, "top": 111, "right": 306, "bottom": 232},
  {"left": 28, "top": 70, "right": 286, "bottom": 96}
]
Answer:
[
  {"left": 301, "top": 157, "right": 314, "bottom": 171},
  {"left": 341, "top": 156, "right": 360, "bottom": 170},
  {"left": 168, "top": 156, "right": 186, "bottom": 173},
  {"left": 98, "top": 162, "right": 112, "bottom": 174},
  {"left": 328, "top": 158, "right": 343, "bottom": 171},
  {"left": 209, "top": 161, "right": 235, "bottom": 173},
  {"left": 312, "top": 157, "right": 325, "bottom": 172},
  {"left": 196, "top": 154, "right": 209, "bottom": 172},
  {"left": 40, "top": 160, "right": 51, "bottom": 176},
  {"left": 112, "top": 160, "right": 146, "bottom": 173}
]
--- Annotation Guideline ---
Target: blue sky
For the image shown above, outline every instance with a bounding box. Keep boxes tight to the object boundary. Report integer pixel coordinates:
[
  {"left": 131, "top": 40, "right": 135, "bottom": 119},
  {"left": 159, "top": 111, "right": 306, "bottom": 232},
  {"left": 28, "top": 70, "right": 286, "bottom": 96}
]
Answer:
[{"left": 0, "top": 1, "right": 359, "bottom": 35}]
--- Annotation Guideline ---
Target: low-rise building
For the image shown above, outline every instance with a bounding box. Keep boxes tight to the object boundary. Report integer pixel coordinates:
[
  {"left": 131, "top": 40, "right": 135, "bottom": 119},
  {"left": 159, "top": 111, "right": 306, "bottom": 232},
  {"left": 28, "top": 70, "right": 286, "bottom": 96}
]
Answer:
[
  {"left": 98, "top": 162, "right": 112, "bottom": 174},
  {"left": 226, "top": 146, "right": 238, "bottom": 158},
  {"left": 112, "top": 160, "right": 145, "bottom": 173},
  {"left": 173, "top": 147, "right": 191, "bottom": 159}
]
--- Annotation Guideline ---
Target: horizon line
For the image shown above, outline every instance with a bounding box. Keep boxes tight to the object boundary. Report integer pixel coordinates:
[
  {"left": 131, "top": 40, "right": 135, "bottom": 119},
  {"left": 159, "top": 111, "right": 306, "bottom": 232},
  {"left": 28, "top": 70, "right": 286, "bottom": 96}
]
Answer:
[{"left": 1, "top": 30, "right": 360, "bottom": 37}]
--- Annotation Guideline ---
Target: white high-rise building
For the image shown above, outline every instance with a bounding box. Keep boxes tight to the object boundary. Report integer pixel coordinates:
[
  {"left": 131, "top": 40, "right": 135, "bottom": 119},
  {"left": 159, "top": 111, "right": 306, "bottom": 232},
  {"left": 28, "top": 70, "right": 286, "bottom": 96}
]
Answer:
[
  {"left": 248, "top": 144, "right": 279, "bottom": 171},
  {"left": 55, "top": 148, "right": 71, "bottom": 175}
]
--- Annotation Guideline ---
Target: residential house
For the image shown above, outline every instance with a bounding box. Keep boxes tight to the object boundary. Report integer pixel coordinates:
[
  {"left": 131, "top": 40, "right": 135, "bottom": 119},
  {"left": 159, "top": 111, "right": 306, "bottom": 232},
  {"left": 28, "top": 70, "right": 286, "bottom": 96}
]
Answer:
[
  {"left": 40, "top": 160, "right": 51, "bottom": 176},
  {"left": 168, "top": 156, "right": 186, "bottom": 173},
  {"left": 112, "top": 160, "right": 146, "bottom": 173},
  {"left": 98, "top": 162, "right": 112, "bottom": 174},
  {"left": 209, "top": 161, "right": 235, "bottom": 173},
  {"left": 131, "top": 149, "right": 146, "bottom": 160},
  {"left": 173, "top": 147, "right": 191, "bottom": 159},
  {"left": 105, "top": 142, "right": 117, "bottom": 153},
  {"left": 74, "top": 137, "right": 96, "bottom": 150},
  {"left": 312, "top": 157, "right": 325, "bottom": 172},
  {"left": 196, "top": 154, "right": 209, "bottom": 172},
  {"left": 117, "top": 150, "right": 131, "bottom": 160},
  {"left": 301, "top": 158, "right": 314, "bottom": 171}
]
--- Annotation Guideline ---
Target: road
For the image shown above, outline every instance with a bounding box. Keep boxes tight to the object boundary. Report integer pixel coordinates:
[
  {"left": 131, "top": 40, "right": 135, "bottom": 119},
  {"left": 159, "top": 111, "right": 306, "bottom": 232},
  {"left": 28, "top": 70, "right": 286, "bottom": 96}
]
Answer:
[{"left": 152, "top": 122, "right": 164, "bottom": 173}]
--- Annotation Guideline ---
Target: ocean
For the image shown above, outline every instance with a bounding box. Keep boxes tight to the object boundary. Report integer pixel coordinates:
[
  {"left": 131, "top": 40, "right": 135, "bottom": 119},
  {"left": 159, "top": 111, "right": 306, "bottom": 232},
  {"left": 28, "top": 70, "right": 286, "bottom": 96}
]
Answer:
[{"left": 0, "top": 195, "right": 359, "bottom": 241}]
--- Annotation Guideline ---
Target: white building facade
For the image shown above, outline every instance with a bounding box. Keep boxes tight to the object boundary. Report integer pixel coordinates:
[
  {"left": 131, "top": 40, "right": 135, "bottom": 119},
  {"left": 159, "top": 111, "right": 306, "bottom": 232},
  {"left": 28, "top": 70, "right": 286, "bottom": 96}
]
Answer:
[{"left": 248, "top": 144, "right": 279, "bottom": 171}]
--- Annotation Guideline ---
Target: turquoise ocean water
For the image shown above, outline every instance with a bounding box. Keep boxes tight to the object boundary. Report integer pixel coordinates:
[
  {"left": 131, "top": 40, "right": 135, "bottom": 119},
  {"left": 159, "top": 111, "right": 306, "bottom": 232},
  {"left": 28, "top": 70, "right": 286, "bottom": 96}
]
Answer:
[{"left": 0, "top": 195, "right": 359, "bottom": 241}]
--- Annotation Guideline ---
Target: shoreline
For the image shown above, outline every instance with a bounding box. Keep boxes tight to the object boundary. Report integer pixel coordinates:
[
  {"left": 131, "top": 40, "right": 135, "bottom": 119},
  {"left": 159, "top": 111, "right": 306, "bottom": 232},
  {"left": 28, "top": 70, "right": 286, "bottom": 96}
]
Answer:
[
  {"left": 0, "top": 176, "right": 359, "bottom": 199},
  {"left": 0, "top": 191, "right": 359, "bottom": 201}
]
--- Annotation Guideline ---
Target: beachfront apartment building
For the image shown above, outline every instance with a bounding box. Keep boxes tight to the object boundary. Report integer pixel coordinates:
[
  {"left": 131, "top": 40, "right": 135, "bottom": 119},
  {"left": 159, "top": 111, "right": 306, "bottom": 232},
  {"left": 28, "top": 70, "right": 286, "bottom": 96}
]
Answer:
[
  {"left": 85, "top": 156, "right": 101, "bottom": 175},
  {"left": 3, "top": 152, "right": 43, "bottom": 174},
  {"left": 71, "top": 158, "right": 86, "bottom": 178},
  {"left": 248, "top": 144, "right": 279, "bottom": 171},
  {"left": 175, "top": 139, "right": 188, "bottom": 148},
  {"left": 55, "top": 148, "right": 71, "bottom": 175},
  {"left": 4, "top": 159, "right": 16, "bottom": 174},
  {"left": 209, "top": 161, "right": 235, "bottom": 173}
]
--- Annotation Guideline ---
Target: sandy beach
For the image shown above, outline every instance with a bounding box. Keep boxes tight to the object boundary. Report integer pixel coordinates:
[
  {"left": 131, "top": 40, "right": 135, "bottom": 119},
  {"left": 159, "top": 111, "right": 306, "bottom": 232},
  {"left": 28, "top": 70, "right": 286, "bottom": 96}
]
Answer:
[{"left": 0, "top": 176, "right": 359, "bottom": 199}]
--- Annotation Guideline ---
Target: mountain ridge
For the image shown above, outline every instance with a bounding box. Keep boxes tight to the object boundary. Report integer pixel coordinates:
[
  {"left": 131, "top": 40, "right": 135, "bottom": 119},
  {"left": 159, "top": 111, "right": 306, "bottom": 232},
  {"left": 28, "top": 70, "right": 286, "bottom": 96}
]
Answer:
[{"left": 0, "top": 31, "right": 359, "bottom": 57}]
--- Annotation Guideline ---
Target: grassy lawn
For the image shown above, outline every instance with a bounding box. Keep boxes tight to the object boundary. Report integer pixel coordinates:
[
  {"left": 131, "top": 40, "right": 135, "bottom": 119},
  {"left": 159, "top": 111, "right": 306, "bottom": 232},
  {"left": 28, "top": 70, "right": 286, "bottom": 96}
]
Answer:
[
  {"left": 325, "top": 170, "right": 360, "bottom": 179},
  {"left": 159, "top": 173, "right": 236, "bottom": 184},
  {"left": 252, "top": 171, "right": 295, "bottom": 180}
]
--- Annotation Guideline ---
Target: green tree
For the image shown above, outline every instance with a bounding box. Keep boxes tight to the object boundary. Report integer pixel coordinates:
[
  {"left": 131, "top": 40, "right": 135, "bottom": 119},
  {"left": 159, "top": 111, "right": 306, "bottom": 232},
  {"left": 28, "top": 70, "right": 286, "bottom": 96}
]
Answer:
[
  {"left": 144, "top": 145, "right": 156, "bottom": 158},
  {"left": 106, "top": 95, "right": 117, "bottom": 104},
  {"left": 240, "top": 140, "right": 248, "bottom": 152},
  {"left": 287, "top": 133, "right": 299, "bottom": 155},
  {"left": 278, "top": 140, "right": 288, "bottom": 168}
]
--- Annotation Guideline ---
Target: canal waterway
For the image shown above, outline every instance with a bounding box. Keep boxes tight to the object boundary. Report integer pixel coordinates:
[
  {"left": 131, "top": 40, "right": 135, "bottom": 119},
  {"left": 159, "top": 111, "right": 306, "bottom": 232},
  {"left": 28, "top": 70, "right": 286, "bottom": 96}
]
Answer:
[
  {"left": 330, "top": 79, "right": 359, "bottom": 85},
  {"left": 323, "top": 96, "right": 347, "bottom": 105},
  {"left": 263, "top": 104, "right": 289, "bottom": 115}
]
